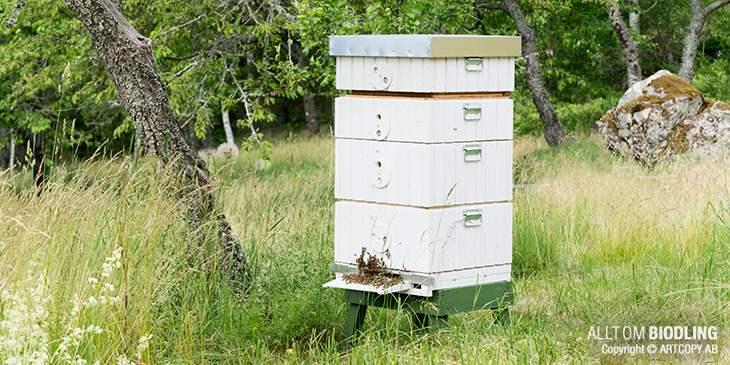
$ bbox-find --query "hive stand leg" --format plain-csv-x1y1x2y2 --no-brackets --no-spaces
344,303,368,340
413,312,449,332
494,307,510,326
413,312,428,329
428,315,449,332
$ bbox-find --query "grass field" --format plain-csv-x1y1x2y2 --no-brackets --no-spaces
0,133,729,363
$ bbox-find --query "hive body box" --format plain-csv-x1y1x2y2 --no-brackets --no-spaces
325,35,519,299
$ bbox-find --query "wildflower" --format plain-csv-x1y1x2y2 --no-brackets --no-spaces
70,296,81,317
116,354,134,365
136,333,153,359
86,325,103,335
101,263,113,277
0,271,50,364
71,356,88,365
103,283,115,292
88,277,99,284
84,296,98,307
102,246,123,277
254,159,267,170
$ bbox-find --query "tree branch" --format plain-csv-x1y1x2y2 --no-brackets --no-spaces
606,2,642,85
4,0,26,27
702,0,730,18
164,52,199,62
474,0,506,11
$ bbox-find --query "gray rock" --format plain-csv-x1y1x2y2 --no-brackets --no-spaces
595,70,730,163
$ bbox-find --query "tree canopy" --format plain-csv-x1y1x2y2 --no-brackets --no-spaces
0,0,728,164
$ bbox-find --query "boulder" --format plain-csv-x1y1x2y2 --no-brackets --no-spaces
595,70,730,164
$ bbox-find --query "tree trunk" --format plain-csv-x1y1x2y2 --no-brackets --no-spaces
0,126,8,171
607,3,642,86
628,0,640,35
294,40,319,136
221,105,235,146
483,0,565,146
678,0,730,82
64,0,251,289
8,128,15,177
32,132,47,188
302,91,319,136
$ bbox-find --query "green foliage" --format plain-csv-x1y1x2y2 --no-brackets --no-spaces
694,56,730,103
0,0,129,157
514,92,621,136
520,0,627,100
0,0,727,161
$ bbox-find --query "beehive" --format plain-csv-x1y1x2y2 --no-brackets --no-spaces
325,35,520,298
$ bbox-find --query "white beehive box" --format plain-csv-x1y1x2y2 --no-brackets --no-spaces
335,139,513,207
335,96,514,142
334,200,513,272
332,35,519,92
325,35,520,297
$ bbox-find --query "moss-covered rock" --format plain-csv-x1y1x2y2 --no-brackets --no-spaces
594,70,730,164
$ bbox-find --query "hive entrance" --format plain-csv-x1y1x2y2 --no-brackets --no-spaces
343,247,403,288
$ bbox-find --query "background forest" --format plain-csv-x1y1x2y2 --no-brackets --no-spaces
0,0,728,165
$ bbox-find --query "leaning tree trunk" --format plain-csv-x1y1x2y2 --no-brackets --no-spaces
607,2,642,86
294,40,319,136
64,0,250,289
484,0,565,146
678,0,730,82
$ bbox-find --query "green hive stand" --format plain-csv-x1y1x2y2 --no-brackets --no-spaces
342,281,512,339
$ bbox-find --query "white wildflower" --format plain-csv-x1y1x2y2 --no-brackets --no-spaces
103,283,114,292
101,262,113,278
0,271,50,364
71,356,88,365
254,158,268,170
136,333,153,359
86,325,103,335
70,302,81,317
116,354,134,365
107,296,121,305
88,277,99,284
101,245,123,277
84,296,98,307
216,143,240,160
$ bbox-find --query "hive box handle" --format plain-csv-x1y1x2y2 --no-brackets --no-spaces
464,57,484,72
463,209,483,227
463,144,483,162
463,103,482,121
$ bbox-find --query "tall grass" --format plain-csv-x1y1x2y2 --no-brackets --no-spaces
0,134,728,363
